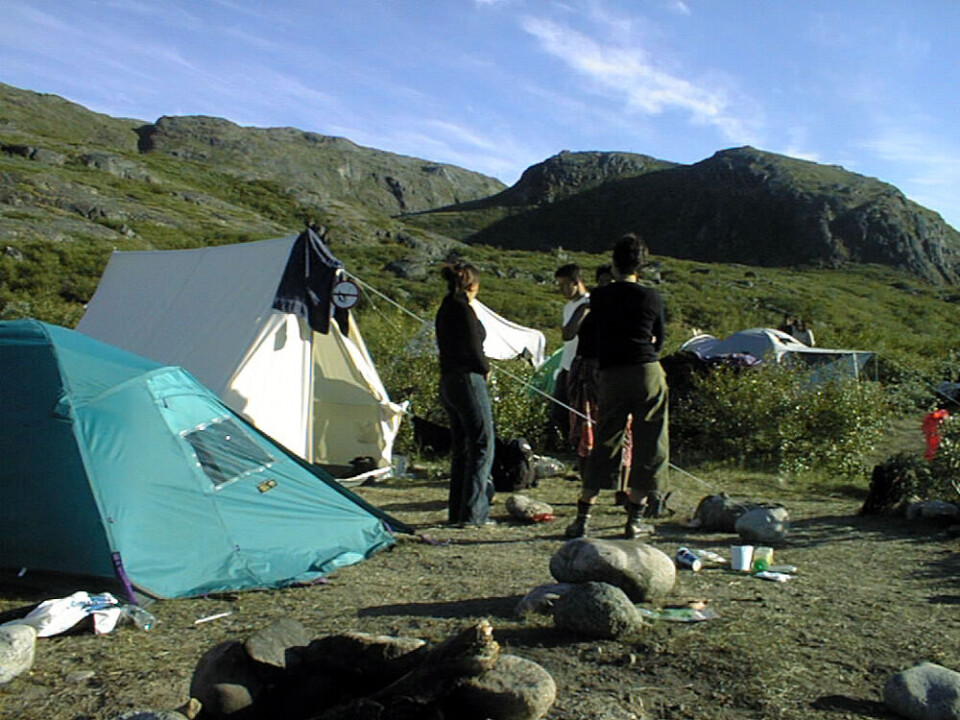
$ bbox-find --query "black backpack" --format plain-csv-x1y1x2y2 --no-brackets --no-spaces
492,437,537,493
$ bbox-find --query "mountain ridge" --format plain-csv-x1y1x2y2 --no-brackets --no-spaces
1,81,959,295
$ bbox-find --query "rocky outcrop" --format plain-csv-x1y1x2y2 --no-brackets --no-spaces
488,150,676,206
134,115,505,215
465,147,960,284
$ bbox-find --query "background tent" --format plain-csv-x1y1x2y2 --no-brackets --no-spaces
77,231,404,472
680,328,874,380
405,299,547,367
0,319,403,599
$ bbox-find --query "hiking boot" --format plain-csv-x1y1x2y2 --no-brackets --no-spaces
564,501,592,539
624,501,653,539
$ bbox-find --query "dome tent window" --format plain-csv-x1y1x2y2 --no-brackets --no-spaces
182,417,275,488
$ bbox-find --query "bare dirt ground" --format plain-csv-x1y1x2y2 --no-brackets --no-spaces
1,458,957,720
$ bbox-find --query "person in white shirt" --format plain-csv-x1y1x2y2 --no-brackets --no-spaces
552,263,589,443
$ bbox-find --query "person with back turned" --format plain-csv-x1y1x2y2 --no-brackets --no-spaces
565,233,670,539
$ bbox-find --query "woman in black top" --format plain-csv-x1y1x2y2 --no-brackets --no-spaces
566,234,669,539
435,262,495,526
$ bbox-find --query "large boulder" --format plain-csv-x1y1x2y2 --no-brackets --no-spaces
883,662,960,720
549,537,675,601
552,582,642,639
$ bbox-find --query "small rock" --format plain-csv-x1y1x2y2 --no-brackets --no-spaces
189,641,264,717
515,583,574,617
553,582,642,639
244,617,311,669
883,662,960,720
506,494,554,522
110,711,190,720
735,506,789,544
905,501,960,522
65,670,96,683
0,623,36,684
441,654,556,719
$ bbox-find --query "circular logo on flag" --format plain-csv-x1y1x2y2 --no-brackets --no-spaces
332,280,360,309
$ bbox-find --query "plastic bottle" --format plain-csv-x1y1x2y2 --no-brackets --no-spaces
123,604,157,631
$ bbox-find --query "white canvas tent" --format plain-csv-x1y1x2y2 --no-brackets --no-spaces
78,232,404,470
680,327,873,380
404,299,547,368
472,300,547,367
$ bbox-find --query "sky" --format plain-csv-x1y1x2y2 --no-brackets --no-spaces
2,0,959,229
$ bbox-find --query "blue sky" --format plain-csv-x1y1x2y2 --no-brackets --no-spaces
2,0,958,229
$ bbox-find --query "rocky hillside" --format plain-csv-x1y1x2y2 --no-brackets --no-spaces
0,82,505,252
2,81,960,327
416,147,960,284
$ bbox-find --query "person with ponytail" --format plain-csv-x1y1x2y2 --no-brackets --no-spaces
565,233,670,540
435,261,496,527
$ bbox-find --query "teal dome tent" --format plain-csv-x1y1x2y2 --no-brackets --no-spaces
0,319,404,599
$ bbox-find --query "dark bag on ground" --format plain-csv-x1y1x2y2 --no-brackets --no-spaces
492,437,537,493
413,416,537,493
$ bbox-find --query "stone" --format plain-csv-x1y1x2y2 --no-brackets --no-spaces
905,501,960,522
549,537,676,602
440,654,556,719
0,623,36,684
735,506,789,544
110,711,190,720
515,583,574,617
883,662,960,720
243,617,311,669
505,494,554,522
689,493,761,531
305,631,426,680
552,582,642,639
189,641,264,718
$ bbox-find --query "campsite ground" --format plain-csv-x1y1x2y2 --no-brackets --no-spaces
1,449,957,720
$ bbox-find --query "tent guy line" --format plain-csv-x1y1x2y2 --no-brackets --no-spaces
344,270,713,490
343,268,586,418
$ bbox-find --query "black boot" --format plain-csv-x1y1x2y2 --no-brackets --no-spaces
624,500,651,539
565,500,592,539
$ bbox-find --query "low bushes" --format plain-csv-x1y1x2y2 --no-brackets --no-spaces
671,362,890,479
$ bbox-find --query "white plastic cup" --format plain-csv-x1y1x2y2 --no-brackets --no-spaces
730,545,754,572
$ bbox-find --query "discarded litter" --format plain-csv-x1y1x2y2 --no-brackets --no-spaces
753,570,793,582
768,564,798,573
0,591,125,636
194,611,232,625
636,606,720,622
675,547,703,571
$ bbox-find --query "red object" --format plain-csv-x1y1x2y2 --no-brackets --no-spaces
922,409,950,460
530,513,555,523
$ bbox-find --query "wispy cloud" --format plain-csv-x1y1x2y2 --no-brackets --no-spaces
667,1,692,16
859,126,960,227
520,15,761,145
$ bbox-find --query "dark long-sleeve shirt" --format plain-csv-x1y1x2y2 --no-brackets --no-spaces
435,293,489,376
588,281,664,369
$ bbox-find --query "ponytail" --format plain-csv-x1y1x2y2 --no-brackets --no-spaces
441,261,480,296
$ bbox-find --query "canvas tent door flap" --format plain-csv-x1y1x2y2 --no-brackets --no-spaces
0,320,396,599
76,231,404,470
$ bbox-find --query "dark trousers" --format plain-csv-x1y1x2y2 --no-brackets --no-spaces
440,371,495,525
584,362,669,495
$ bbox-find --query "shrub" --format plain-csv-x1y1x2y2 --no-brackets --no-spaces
926,414,960,500
672,362,890,479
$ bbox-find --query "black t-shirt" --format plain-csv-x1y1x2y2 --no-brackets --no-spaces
435,293,489,376
588,281,664,368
